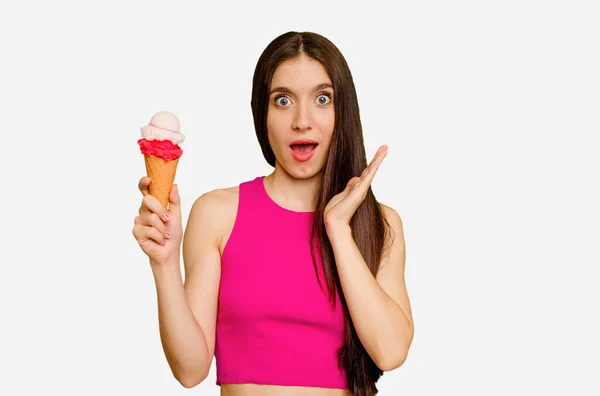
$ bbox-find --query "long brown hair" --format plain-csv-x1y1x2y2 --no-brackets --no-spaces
250,31,389,396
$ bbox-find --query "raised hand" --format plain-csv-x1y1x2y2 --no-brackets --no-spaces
132,177,183,266
324,145,388,231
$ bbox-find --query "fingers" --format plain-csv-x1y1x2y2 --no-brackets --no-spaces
346,176,360,189
167,184,181,216
133,177,176,250
138,177,151,196
346,145,387,197
362,145,388,184
132,223,167,246
369,145,388,169
139,194,171,223
136,178,172,246
133,210,170,245
134,213,169,237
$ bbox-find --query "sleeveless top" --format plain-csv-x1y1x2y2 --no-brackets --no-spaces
215,176,348,389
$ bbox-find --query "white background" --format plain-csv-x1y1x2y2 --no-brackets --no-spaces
1,0,598,395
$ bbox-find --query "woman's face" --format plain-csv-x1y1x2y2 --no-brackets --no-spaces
266,54,335,179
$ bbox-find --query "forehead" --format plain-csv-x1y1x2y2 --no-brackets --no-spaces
271,55,331,88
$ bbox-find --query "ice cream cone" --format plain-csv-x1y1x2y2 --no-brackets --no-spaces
144,155,179,208
138,111,184,208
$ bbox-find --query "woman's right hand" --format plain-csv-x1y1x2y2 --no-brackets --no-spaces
132,177,183,266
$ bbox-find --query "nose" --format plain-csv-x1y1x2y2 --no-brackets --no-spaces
292,102,311,131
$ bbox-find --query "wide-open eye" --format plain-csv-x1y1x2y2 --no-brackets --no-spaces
316,93,332,105
274,95,291,107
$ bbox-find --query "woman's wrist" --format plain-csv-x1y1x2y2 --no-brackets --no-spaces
325,222,352,238
150,255,182,278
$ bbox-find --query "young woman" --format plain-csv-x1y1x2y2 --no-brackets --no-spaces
132,31,414,396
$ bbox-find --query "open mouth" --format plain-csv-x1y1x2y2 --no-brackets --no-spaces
290,143,318,153
289,140,319,162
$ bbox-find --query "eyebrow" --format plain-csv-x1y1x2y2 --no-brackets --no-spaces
269,83,333,95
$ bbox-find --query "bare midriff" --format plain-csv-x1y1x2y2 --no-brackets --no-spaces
220,384,352,396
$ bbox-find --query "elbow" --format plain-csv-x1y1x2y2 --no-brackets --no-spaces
175,366,209,389
374,349,408,372
376,322,414,371
177,372,206,389
373,336,412,372
178,377,200,389
179,379,197,389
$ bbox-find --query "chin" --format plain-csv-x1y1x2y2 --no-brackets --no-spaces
283,162,324,180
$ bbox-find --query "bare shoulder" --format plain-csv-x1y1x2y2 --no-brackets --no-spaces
188,186,240,253
378,203,404,244
379,202,402,223
191,186,239,214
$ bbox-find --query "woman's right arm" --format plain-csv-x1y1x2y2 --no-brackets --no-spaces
154,192,223,388
134,178,222,388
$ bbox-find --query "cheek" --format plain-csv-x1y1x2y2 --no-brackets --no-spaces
320,118,335,146
266,113,288,147
317,109,335,136
265,126,284,158
265,116,277,145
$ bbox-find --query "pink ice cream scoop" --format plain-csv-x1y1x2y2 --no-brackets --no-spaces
138,111,185,160
138,111,184,208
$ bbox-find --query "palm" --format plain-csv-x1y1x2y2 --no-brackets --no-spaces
324,145,388,228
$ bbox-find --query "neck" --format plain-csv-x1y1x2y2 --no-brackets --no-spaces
264,164,322,212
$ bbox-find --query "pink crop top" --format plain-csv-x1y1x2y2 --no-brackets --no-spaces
215,176,348,389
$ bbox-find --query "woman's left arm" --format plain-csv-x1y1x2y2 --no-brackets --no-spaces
324,145,414,371
327,208,413,371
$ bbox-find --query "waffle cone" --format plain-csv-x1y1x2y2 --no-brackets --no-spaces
144,155,179,208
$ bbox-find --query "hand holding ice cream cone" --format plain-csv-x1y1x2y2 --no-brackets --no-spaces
133,177,183,266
